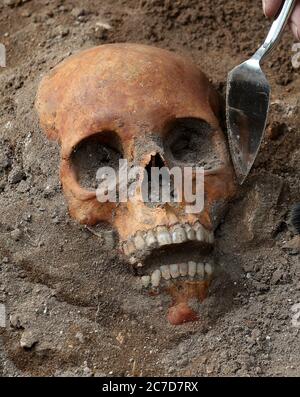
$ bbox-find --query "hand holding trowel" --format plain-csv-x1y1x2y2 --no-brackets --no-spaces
226,0,297,184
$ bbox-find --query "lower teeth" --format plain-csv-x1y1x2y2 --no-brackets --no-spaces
139,262,215,289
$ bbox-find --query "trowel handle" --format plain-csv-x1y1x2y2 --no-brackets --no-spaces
254,0,297,62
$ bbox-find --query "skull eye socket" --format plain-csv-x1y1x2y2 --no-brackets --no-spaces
164,118,222,170
71,131,122,190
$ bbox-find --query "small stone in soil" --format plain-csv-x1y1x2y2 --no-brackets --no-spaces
71,8,86,18
8,166,25,184
10,228,22,241
20,330,38,349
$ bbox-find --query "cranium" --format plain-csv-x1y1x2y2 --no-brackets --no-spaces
36,44,237,325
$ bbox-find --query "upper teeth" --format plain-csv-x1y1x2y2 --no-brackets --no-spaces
156,226,172,246
139,261,215,289
123,222,214,256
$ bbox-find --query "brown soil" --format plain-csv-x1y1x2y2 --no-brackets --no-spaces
0,0,300,377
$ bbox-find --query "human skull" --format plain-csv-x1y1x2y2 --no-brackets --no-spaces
36,44,237,325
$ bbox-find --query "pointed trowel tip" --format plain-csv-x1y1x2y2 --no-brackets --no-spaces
232,158,252,185
236,172,248,185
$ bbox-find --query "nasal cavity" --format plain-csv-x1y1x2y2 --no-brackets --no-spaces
146,153,165,171
142,153,175,205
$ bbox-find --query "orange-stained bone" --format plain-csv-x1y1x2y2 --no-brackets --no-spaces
168,303,199,325
166,280,210,325
36,43,236,243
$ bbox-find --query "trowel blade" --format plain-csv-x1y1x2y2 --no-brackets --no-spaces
226,61,270,184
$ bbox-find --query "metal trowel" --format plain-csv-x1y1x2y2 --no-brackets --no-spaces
226,0,296,184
